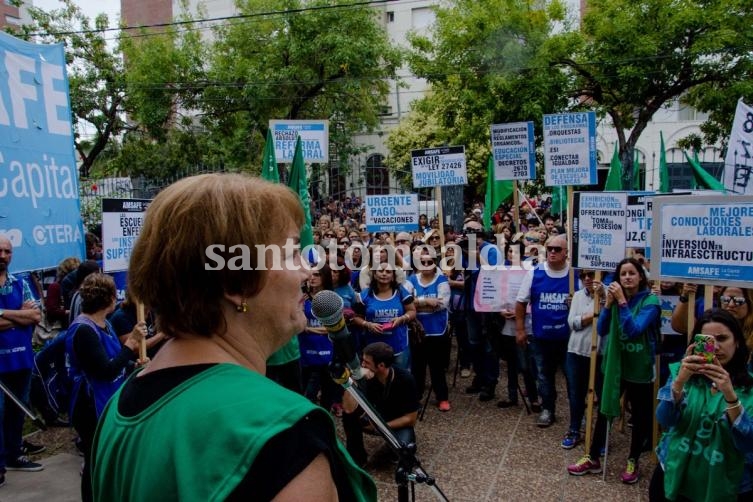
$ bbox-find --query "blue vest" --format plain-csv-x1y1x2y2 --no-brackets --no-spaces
409,274,449,336
0,276,34,372
66,315,129,417
359,286,410,353
298,299,333,367
530,266,570,340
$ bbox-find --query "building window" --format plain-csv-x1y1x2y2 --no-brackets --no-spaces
677,105,708,122
385,11,394,23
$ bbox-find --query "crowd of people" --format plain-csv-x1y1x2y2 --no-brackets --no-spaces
0,177,751,501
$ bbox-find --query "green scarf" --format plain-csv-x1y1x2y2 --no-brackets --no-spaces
600,293,659,418
663,363,753,502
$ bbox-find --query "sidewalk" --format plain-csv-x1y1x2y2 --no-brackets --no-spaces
5,373,652,501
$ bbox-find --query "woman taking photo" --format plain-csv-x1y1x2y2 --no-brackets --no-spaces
91,174,375,501
66,273,146,502
568,257,661,484
650,309,753,501
354,261,417,371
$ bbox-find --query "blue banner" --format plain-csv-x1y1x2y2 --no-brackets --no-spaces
0,32,85,272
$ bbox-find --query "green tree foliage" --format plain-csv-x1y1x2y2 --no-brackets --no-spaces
15,0,126,177
556,0,753,184
393,0,572,196
197,0,402,171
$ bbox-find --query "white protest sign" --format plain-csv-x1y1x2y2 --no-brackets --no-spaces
102,199,151,273
365,194,419,232
543,112,598,186
723,98,753,195
269,120,329,163
652,194,753,286
572,192,628,270
491,122,535,181
411,146,467,188
626,192,654,248
473,266,527,312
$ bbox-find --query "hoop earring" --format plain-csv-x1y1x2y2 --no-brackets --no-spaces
236,301,249,313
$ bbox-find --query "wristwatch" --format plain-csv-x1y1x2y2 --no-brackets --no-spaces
678,295,689,303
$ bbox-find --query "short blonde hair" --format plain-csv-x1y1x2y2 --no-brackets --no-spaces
57,257,81,282
128,174,303,338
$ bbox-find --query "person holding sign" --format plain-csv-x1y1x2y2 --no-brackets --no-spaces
568,257,660,484
649,309,753,501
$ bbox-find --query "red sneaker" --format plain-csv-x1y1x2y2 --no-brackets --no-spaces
438,401,451,412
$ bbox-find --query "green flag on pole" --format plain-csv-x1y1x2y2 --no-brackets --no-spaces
483,155,513,229
261,129,279,183
659,132,669,193
605,143,623,191
685,150,726,192
550,186,567,217
287,136,315,248
632,150,642,191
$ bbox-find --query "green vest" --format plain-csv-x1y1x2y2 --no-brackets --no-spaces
662,363,753,502
91,364,375,501
267,337,301,366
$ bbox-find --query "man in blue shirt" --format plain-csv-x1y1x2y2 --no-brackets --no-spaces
0,235,44,485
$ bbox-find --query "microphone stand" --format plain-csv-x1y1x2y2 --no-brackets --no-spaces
331,364,448,502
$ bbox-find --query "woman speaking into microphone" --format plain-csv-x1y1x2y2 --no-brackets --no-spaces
90,174,375,501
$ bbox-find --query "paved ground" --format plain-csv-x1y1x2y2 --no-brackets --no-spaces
5,365,655,501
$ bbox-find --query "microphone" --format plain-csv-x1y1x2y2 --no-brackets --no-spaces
311,290,364,381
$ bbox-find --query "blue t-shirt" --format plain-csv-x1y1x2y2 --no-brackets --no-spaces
358,285,413,354
529,266,570,340
409,274,449,336
298,299,333,367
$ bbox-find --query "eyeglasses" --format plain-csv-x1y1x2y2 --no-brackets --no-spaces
324,233,335,238
580,271,595,279
525,236,539,243
420,261,435,266
546,246,563,253
720,295,746,307
429,235,440,240
502,218,511,222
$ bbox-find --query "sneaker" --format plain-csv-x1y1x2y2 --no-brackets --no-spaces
567,455,602,475
438,400,451,412
6,456,43,472
460,368,472,378
21,440,46,455
561,431,581,449
536,409,554,428
496,399,518,409
531,402,542,413
621,458,639,484
330,403,343,418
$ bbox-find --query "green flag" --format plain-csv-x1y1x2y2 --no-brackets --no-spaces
483,155,513,229
550,185,567,217
685,150,726,192
287,136,314,248
632,150,642,191
261,129,279,183
605,143,623,191
659,131,669,193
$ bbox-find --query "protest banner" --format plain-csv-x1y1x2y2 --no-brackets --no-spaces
543,112,598,186
491,122,535,181
269,120,329,163
571,192,628,270
0,32,85,271
652,194,753,287
411,146,467,188
626,192,654,248
101,198,150,273
364,194,419,232
723,98,753,195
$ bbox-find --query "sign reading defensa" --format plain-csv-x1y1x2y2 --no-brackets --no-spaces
0,32,85,271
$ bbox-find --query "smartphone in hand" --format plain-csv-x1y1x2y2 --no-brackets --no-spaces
693,334,716,363
380,322,394,331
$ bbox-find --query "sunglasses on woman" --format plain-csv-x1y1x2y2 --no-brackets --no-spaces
720,295,746,307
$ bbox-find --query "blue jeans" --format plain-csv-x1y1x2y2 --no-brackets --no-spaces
393,348,411,372
466,311,499,388
529,338,568,415
565,352,602,433
0,369,32,471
